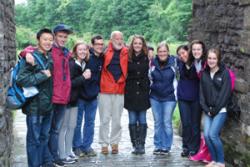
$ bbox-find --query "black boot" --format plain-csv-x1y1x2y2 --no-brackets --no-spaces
129,124,138,154
137,124,147,154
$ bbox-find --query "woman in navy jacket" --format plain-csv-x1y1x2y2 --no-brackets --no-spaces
200,48,231,167
176,45,201,157
125,35,150,155
149,42,178,155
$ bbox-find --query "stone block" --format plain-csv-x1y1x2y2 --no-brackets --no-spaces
243,6,250,30
239,30,250,54
239,0,250,6
235,78,249,93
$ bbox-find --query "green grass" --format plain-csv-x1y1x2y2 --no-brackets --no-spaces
173,104,180,128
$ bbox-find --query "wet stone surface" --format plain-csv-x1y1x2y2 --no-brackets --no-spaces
13,109,204,167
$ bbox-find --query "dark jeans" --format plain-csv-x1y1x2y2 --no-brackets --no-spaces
48,104,66,161
178,100,201,153
73,98,97,151
128,110,147,125
26,113,53,167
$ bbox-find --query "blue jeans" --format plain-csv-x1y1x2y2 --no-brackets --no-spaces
128,110,147,125
26,113,53,167
73,98,97,151
49,104,66,161
150,98,176,151
178,100,201,152
204,112,227,163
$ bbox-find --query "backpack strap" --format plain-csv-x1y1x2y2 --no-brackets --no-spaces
32,53,46,70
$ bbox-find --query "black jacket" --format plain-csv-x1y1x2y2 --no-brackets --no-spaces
17,50,53,116
200,64,231,116
68,58,86,107
124,53,150,111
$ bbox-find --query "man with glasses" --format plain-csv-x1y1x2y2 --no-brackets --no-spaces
73,35,104,157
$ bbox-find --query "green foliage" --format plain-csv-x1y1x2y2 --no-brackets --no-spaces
15,0,192,48
16,26,36,48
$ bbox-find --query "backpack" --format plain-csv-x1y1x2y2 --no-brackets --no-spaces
226,68,241,120
6,53,46,109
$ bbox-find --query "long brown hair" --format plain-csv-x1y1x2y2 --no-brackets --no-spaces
128,35,148,62
72,41,90,62
189,39,206,64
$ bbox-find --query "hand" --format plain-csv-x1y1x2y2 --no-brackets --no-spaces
41,70,51,77
82,69,91,79
26,53,35,66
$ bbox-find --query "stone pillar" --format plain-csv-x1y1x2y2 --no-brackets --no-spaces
0,0,15,166
189,0,250,166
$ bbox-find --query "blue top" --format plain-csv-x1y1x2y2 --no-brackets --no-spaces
80,51,103,101
177,61,199,101
149,56,178,102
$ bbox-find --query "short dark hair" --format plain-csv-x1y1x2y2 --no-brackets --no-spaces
91,35,103,45
36,28,53,40
148,46,154,51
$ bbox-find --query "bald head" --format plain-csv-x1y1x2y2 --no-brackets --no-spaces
110,31,124,50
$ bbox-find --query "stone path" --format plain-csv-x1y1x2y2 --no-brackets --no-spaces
13,109,204,167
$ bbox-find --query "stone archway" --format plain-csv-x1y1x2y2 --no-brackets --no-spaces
189,1,250,166
0,0,15,166
0,0,250,166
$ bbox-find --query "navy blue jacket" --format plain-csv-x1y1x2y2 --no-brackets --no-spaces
177,61,200,101
79,51,103,101
149,56,178,102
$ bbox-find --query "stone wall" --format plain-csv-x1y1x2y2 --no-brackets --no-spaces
189,0,250,166
0,0,15,166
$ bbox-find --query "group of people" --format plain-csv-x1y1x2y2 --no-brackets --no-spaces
16,23,232,167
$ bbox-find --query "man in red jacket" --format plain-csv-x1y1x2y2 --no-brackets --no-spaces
21,24,73,166
98,31,128,154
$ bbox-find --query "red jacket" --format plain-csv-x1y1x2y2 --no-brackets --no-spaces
100,42,128,94
20,45,71,104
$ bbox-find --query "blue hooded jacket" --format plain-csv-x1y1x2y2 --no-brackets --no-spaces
149,56,178,102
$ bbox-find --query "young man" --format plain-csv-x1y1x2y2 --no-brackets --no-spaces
21,24,73,167
17,28,54,167
73,35,104,157
98,31,128,154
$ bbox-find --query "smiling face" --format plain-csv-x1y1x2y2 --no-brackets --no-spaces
132,37,143,55
54,31,69,47
178,48,189,63
207,51,219,70
192,43,203,60
92,39,104,56
157,45,169,62
38,33,54,52
111,32,124,50
76,44,88,61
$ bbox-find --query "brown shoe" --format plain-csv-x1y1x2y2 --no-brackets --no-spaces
111,144,119,154
101,146,108,155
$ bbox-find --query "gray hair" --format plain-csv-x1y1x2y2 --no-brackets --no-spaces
110,31,123,39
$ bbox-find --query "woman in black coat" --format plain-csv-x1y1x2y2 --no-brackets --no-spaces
124,35,150,155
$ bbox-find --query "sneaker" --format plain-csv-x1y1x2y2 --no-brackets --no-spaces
61,157,76,164
53,160,65,167
160,150,169,155
83,148,97,157
74,148,85,157
111,144,119,154
153,149,161,155
181,149,189,157
69,154,79,161
42,163,56,167
101,146,109,155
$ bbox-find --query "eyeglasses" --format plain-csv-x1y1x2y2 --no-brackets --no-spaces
94,43,104,46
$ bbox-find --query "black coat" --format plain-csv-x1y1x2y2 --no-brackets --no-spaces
200,64,231,116
124,53,150,111
68,58,86,107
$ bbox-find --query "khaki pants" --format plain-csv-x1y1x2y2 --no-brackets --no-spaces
98,93,124,147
